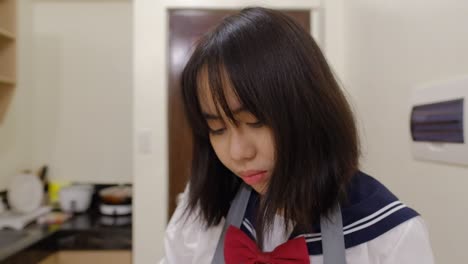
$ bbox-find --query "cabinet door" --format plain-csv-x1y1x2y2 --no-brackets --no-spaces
38,253,58,264
39,251,132,264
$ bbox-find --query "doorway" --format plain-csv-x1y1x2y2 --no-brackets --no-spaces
167,9,310,218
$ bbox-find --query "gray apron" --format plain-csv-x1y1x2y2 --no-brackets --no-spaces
212,184,346,264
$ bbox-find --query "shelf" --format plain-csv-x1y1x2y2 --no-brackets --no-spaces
0,85,13,124
0,0,16,124
0,27,15,40
0,75,15,85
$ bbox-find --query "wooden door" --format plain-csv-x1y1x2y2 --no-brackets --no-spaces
168,9,310,218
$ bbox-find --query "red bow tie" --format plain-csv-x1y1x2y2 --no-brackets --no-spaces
224,226,310,264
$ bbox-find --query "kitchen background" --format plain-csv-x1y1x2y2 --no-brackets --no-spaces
0,0,133,263
0,0,467,263
0,0,132,188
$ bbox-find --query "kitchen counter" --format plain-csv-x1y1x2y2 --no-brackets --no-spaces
0,211,132,264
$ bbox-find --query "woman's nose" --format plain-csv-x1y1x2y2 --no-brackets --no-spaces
228,129,256,161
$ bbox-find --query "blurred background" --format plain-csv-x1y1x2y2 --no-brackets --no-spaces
0,0,467,263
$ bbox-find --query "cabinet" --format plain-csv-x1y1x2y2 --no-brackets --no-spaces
38,250,132,264
0,0,16,123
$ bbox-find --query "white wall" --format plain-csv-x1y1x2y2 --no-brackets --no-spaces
30,0,133,184
343,0,468,262
133,0,345,262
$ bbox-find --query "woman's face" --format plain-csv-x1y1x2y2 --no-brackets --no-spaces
198,72,275,195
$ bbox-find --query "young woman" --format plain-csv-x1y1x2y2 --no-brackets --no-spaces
160,7,434,264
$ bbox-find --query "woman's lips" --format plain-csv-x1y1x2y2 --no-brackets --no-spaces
239,170,267,185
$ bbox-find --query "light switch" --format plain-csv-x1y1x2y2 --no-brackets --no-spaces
137,129,152,155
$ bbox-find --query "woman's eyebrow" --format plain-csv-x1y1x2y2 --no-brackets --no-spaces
202,107,246,120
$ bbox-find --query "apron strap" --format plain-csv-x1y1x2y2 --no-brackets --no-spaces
320,204,347,264
212,184,347,264
211,184,251,264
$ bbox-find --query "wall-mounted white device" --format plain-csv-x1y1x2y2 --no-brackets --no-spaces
410,76,467,165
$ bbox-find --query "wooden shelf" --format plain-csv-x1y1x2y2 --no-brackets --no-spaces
0,84,13,124
0,27,15,40
0,75,15,85
0,0,16,124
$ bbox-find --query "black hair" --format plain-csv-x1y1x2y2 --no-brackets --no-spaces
180,7,360,246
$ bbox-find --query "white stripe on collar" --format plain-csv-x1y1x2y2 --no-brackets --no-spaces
301,201,407,243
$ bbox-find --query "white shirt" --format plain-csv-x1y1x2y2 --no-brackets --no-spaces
160,190,435,264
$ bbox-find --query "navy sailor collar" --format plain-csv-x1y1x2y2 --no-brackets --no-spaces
239,171,419,255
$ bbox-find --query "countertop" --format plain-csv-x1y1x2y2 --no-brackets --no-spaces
0,211,132,263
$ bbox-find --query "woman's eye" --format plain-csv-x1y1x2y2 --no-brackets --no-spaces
209,128,226,135
247,121,263,128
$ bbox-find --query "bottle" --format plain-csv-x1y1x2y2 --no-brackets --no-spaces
38,165,49,205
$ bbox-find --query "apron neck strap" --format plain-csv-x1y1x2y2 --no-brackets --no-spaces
212,184,346,264
212,184,251,264
320,204,347,264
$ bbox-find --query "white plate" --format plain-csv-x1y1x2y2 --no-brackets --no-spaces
7,173,44,213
